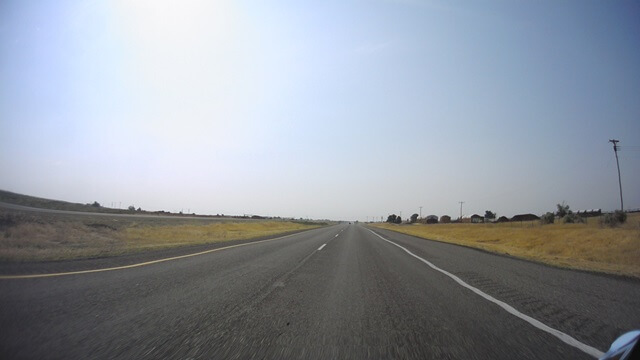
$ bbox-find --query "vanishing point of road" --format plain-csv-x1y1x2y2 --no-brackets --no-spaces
1,223,639,359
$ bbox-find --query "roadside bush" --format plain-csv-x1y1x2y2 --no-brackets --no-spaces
540,212,555,225
556,202,570,218
562,212,585,224
601,210,627,227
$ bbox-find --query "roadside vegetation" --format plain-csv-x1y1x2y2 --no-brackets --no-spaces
0,210,322,262
121,221,321,252
371,212,640,278
0,189,144,215
0,189,277,219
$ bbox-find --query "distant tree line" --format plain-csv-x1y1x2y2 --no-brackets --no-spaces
386,214,402,224
384,201,628,227
539,201,626,226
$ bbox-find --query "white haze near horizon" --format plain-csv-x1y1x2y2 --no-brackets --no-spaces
1,0,639,221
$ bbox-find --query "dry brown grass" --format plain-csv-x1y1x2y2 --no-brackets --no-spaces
121,221,320,251
0,220,124,261
371,213,640,278
0,210,322,261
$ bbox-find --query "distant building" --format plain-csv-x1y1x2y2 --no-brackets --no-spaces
511,214,540,222
496,216,510,223
440,215,451,223
470,214,484,223
425,215,438,224
576,209,601,217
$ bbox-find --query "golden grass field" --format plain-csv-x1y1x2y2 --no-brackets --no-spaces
371,213,640,278
0,210,322,261
122,221,319,252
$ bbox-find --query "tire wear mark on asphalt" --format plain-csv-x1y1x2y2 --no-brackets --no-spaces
203,226,471,359
197,231,339,337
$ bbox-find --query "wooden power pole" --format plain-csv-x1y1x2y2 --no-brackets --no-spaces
609,139,624,211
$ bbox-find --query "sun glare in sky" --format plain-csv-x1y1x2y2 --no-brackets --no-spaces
1,0,639,220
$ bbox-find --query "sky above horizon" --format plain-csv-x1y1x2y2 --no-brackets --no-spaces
1,0,639,221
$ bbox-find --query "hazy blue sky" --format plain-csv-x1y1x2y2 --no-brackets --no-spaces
1,0,639,221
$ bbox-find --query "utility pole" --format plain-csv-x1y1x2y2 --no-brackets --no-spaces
459,201,465,220
419,206,423,219
609,139,624,211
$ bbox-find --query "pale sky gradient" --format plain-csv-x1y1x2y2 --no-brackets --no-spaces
1,0,639,221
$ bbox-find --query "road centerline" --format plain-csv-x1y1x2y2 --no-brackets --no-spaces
317,244,327,251
367,228,605,359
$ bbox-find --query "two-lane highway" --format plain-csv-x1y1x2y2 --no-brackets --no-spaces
1,223,638,359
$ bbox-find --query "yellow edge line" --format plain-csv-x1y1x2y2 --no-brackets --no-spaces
0,232,300,280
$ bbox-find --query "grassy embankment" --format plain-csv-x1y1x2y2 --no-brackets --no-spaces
371,213,640,278
0,189,143,214
0,210,323,261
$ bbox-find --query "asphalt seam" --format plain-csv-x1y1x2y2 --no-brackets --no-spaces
367,228,605,359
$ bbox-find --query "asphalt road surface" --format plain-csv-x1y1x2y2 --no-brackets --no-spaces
1,223,638,359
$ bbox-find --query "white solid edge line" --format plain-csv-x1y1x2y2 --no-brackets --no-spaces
368,229,605,359
317,244,327,251
0,231,304,280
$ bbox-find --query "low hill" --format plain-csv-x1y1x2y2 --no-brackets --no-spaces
0,189,135,214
